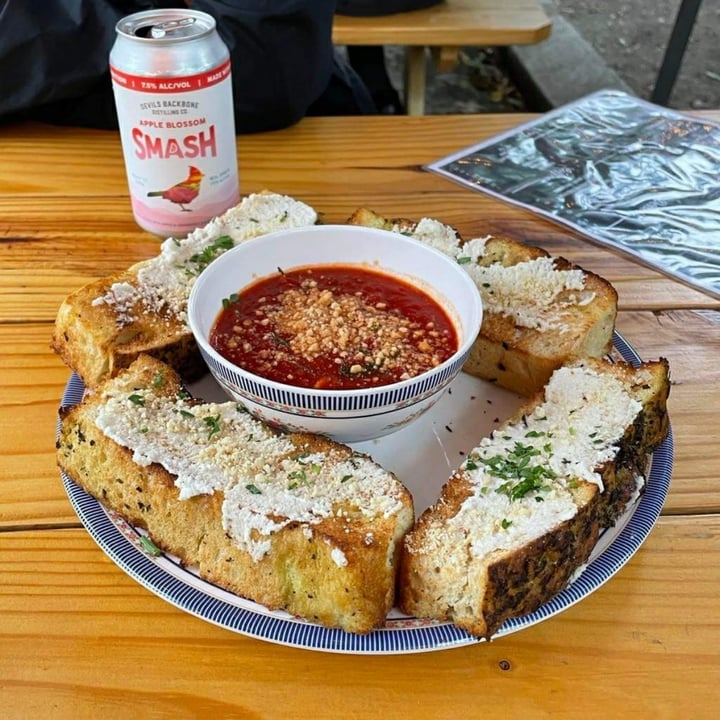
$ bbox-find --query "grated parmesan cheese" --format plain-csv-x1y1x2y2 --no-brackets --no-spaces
397,216,595,332
93,383,404,562
92,193,317,328
395,217,463,258
463,257,594,332
330,546,348,568
420,364,643,564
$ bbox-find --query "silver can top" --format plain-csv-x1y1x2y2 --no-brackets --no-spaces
116,9,216,43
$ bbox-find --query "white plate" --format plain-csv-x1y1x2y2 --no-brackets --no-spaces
58,332,673,654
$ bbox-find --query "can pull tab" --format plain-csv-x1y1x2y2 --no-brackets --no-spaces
150,17,196,39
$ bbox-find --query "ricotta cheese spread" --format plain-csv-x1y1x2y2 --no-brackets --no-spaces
93,381,404,562
401,217,596,332
435,364,642,562
92,193,317,326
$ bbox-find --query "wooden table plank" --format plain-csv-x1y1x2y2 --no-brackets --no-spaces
0,116,532,200
3,113,718,196
1,114,719,720
1,207,718,324
1,517,717,718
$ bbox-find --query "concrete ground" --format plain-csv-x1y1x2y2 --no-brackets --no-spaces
383,0,720,114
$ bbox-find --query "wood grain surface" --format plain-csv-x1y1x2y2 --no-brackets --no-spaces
1,517,717,718
1,115,718,718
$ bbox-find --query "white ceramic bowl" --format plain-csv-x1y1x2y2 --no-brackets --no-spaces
188,224,482,443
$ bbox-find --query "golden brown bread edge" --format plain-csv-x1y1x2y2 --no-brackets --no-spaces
346,207,619,397
52,262,204,391
398,356,671,639
56,355,414,634
52,198,655,639
51,192,319,390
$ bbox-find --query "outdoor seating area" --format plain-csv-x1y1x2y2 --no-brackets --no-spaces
333,0,551,114
1,3,718,718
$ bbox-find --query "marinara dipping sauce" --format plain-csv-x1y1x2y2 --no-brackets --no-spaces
209,265,459,390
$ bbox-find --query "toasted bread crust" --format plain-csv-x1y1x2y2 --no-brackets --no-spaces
52,264,206,389
53,198,669,639
52,193,318,389
398,357,670,638
347,208,618,396
57,356,414,634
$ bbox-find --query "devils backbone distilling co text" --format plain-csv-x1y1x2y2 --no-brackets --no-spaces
111,9,240,236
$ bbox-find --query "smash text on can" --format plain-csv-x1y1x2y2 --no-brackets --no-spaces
110,9,240,237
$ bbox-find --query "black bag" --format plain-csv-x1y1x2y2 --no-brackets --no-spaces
0,0,375,132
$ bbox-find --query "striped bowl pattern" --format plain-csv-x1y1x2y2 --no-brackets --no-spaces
200,346,469,416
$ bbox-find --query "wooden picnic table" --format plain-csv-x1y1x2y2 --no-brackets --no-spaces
1,113,718,719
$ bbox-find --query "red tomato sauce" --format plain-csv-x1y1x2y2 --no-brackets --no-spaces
209,265,458,390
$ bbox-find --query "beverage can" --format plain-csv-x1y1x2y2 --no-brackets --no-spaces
110,9,240,237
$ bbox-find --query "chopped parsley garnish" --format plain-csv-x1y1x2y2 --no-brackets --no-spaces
139,535,163,556
457,256,472,265
203,414,222,438
185,235,234,275
152,370,166,388
245,483,262,495
128,393,145,407
288,470,307,483
477,441,557,501
501,518,513,529
222,293,239,309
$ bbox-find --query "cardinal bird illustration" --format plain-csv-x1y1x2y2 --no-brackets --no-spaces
146,166,204,211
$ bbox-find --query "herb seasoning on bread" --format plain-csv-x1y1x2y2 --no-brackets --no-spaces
347,208,618,396
57,355,414,634
398,356,670,638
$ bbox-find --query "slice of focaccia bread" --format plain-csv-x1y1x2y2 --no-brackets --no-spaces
56,355,414,634
398,356,670,639
347,208,618,396
52,192,318,390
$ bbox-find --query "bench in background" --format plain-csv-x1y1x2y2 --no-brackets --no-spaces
333,0,552,115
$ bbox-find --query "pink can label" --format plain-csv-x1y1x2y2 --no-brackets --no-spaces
111,60,240,236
